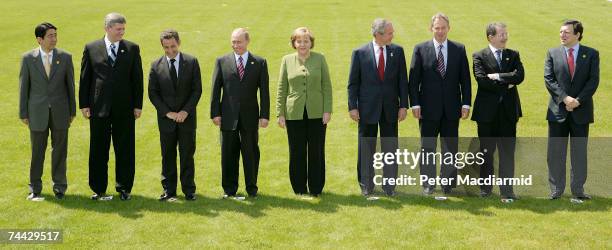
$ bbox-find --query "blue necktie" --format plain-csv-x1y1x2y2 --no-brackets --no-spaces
109,44,117,66
495,50,502,70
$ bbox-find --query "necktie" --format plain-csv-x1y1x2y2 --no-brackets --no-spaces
377,46,385,81
237,56,245,80
567,48,575,79
495,50,502,70
436,44,445,78
170,58,178,89
109,44,117,66
43,52,51,77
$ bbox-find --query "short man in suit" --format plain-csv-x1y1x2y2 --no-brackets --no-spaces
210,28,269,198
347,18,409,197
79,13,143,201
408,13,471,195
19,22,76,200
472,22,524,200
545,19,599,200
149,29,202,201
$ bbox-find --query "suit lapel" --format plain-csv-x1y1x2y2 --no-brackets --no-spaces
384,45,392,81
559,46,571,81
242,53,255,82
159,57,176,93
177,53,186,86
114,40,127,67
227,54,239,80
97,39,111,67
484,48,501,72
32,49,49,81
367,43,381,83
573,46,587,79
48,48,59,80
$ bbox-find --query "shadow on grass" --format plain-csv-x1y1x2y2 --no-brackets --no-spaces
44,191,611,219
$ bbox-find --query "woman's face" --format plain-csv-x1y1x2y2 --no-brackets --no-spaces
294,35,311,55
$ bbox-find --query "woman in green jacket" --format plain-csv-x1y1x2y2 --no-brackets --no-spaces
276,27,332,197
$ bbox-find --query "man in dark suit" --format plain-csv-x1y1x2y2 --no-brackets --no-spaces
19,22,76,201
210,28,269,198
408,13,471,195
79,13,143,201
472,22,524,200
347,18,409,197
545,19,599,200
149,29,202,201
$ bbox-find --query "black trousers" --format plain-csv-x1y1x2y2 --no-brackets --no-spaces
159,126,196,196
88,114,135,194
477,105,517,196
419,116,459,189
29,109,68,194
547,114,589,195
285,109,326,195
357,110,398,194
220,120,260,196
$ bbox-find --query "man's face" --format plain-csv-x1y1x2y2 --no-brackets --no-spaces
37,28,57,51
161,38,180,59
105,23,125,42
375,24,394,45
431,18,450,42
489,26,508,49
231,32,249,55
560,25,579,47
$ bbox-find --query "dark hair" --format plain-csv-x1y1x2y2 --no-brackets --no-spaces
160,29,180,43
486,22,506,38
563,19,583,41
35,22,57,39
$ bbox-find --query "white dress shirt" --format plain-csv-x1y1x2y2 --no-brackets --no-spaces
234,51,249,70
104,35,119,58
372,40,387,69
166,52,181,77
39,47,53,66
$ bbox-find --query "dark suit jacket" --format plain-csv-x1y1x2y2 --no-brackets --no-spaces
408,40,471,120
347,43,409,124
19,48,76,131
471,47,524,123
79,38,143,118
148,53,202,132
545,45,599,124
210,52,270,131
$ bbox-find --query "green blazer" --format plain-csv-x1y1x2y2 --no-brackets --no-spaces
276,51,332,120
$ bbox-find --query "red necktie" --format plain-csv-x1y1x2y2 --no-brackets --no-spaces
567,48,575,79
377,46,384,81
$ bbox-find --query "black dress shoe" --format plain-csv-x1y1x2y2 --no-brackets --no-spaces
91,193,102,200
27,193,41,200
248,193,258,198
549,192,563,200
480,190,492,197
573,193,592,200
119,191,131,201
422,187,434,195
185,193,196,201
361,190,374,196
54,192,65,200
158,193,177,201
384,190,396,197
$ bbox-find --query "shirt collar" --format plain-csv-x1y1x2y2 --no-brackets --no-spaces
488,44,503,55
564,43,580,54
104,35,120,49
39,47,53,57
234,51,249,63
433,38,448,49
372,40,386,50
166,52,181,64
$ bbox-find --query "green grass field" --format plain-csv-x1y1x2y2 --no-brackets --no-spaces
1,0,611,248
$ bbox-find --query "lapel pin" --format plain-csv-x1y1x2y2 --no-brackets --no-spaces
56,60,60,64
251,61,254,65
582,54,586,58
506,58,509,61
121,49,125,53
390,52,394,57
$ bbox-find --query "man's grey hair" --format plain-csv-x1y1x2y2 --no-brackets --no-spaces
371,18,392,36
232,28,250,41
430,12,450,27
104,12,126,28
486,22,507,37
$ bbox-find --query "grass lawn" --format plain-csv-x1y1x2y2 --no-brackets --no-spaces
0,0,610,248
